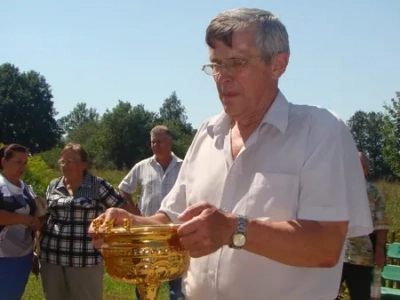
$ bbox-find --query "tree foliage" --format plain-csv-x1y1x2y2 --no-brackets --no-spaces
381,92,400,177
0,63,62,153
347,111,391,179
347,92,400,179
58,102,99,136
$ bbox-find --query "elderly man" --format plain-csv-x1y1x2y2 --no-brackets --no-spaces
335,152,389,300
118,125,184,300
91,8,372,300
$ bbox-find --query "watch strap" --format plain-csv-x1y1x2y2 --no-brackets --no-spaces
230,214,248,249
237,214,248,234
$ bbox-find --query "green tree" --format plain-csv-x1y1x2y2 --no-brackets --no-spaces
98,101,156,169
58,102,99,136
56,102,102,168
382,92,400,177
347,110,390,178
157,92,196,158
159,91,188,124
0,63,62,152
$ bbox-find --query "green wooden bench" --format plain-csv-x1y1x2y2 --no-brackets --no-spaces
381,243,400,300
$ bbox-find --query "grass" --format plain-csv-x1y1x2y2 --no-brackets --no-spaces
22,274,169,300
20,179,400,299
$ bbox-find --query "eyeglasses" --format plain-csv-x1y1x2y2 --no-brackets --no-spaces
201,57,262,76
58,159,78,166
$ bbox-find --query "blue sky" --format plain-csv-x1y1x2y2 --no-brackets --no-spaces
2,0,399,128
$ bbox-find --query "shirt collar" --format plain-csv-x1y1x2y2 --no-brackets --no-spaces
149,152,182,164
207,90,290,137
56,173,93,190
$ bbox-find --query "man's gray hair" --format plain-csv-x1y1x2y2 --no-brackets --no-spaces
205,8,290,63
150,125,173,139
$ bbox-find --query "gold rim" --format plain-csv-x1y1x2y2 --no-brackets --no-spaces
98,223,181,234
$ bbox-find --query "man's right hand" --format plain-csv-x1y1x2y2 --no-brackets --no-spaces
88,208,136,249
88,208,172,249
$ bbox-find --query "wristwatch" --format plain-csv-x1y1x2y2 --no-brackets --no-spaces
230,214,248,250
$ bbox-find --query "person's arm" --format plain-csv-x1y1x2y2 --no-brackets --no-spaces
0,190,34,226
121,199,141,215
243,118,371,267
178,202,347,267
178,113,373,266
95,209,170,226
375,229,388,270
243,219,348,267
375,230,388,248
118,165,142,215
99,179,139,215
0,210,34,226
373,186,389,246
372,186,389,267
119,190,141,215
89,209,171,248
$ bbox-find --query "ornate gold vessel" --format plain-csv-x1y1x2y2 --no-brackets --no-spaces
92,219,190,300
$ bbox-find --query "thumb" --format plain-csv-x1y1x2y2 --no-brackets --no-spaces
178,201,210,222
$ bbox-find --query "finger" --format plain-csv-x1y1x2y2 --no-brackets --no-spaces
180,232,211,251
88,213,107,234
92,237,104,249
177,217,202,237
104,208,131,227
95,212,106,223
88,230,102,240
179,233,211,258
178,202,210,222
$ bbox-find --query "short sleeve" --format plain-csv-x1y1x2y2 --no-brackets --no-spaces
45,178,60,200
118,165,139,194
297,111,373,238
99,179,127,209
158,123,206,223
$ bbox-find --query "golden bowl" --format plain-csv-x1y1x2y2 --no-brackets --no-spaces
92,218,189,300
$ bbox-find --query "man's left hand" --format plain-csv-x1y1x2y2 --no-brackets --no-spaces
374,247,386,269
177,202,237,258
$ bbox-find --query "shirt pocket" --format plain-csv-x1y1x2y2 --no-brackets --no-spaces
245,172,299,221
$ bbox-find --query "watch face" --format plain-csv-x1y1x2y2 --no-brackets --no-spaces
233,233,246,247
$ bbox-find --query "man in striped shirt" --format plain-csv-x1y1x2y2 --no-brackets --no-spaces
118,125,184,300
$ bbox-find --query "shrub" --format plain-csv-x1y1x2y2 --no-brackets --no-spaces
38,147,63,170
23,155,59,196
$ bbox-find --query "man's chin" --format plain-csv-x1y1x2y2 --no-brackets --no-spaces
223,106,240,118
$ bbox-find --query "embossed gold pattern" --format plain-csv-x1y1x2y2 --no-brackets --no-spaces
93,218,189,300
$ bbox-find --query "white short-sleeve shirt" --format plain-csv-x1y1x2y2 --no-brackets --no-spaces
159,91,373,300
119,154,182,216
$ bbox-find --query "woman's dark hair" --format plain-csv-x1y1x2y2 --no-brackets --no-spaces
0,144,29,170
60,143,89,174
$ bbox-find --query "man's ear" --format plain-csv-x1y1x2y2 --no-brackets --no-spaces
271,52,289,80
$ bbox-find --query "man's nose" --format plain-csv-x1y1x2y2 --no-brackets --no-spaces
215,69,234,83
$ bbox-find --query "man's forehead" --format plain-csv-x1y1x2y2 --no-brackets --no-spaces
151,133,169,139
208,28,258,60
